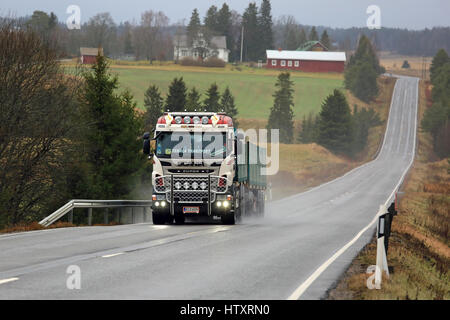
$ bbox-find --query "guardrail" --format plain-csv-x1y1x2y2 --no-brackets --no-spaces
39,200,153,227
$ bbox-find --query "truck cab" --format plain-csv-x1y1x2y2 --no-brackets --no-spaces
143,112,238,225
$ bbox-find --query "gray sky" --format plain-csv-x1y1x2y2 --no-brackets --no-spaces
1,0,449,29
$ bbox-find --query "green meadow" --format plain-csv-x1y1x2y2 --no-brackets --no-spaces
109,66,344,120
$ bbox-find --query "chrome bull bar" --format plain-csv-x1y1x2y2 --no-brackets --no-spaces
154,175,229,216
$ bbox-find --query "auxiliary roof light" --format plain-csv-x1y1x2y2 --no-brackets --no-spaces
200,182,207,190
193,116,201,124
175,116,182,124
201,116,209,125
184,116,191,124
175,182,182,190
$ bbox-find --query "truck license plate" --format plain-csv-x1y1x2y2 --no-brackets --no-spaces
183,207,200,214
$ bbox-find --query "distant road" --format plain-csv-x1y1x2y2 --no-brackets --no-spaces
0,76,418,299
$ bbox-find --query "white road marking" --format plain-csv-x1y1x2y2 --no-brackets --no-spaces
0,277,19,285
287,77,419,300
102,253,124,258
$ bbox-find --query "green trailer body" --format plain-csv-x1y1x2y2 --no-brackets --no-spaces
236,141,267,189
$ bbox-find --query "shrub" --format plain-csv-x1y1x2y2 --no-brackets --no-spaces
180,56,225,68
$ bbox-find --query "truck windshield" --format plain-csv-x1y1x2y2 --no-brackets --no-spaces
155,132,231,160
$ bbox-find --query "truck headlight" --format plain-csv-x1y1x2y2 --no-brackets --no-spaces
155,201,160,207
161,201,166,207
216,201,222,207
223,201,229,208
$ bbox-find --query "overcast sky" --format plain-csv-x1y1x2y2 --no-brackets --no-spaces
1,0,449,30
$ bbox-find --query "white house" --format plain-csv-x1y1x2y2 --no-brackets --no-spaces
173,34,229,62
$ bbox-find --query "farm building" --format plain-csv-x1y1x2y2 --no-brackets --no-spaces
266,50,346,73
80,47,103,64
296,40,329,52
173,34,230,62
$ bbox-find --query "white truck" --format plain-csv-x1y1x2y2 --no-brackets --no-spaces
143,112,266,225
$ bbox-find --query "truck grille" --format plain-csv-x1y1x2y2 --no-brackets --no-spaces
154,175,227,203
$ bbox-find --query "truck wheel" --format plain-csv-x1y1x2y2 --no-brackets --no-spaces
152,213,166,225
222,214,235,225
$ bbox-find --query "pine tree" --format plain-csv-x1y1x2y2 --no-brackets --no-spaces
217,3,232,53
309,26,318,41
320,30,331,50
204,83,221,112
348,35,383,74
267,72,295,144
317,89,353,155
298,28,307,47
258,0,274,58
430,49,449,84
299,113,318,143
242,3,259,62
345,34,381,102
204,5,219,34
186,87,202,112
187,9,201,46
165,77,187,112
220,87,239,127
143,85,163,131
81,55,144,199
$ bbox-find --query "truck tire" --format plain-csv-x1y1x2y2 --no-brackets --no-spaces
152,213,166,225
222,213,235,225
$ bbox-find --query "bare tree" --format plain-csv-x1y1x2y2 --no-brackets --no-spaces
85,12,117,55
133,10,169,62
0,21,83,226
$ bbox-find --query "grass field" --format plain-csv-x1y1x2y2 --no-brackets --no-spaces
80,62,344,120
379,52,432,80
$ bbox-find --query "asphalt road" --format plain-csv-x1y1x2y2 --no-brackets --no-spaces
0,75,419,300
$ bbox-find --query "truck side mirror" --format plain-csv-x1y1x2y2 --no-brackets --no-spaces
143,132,151,155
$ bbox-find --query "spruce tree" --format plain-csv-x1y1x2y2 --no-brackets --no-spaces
430,49,449,84
298,28,307,47
267,72,295,144
204,83,221,112
204,5,219,34
81,55,144,199
317,89,353,155
186,87,202,112
309,26,318,41
258,0,274,58
165,77,187,112
217,3,233,55
221,87,239,127
345,34,381,102
320,30,331,50
143,85,163,132
187,9,201,46
242,3,259,62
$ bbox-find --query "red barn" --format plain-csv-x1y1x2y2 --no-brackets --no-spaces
266,50,346,73
80,47,103,64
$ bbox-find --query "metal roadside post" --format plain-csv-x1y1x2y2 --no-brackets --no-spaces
375,201,398,287
68,210,73,224
375,205,389,287
88,208,92,226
